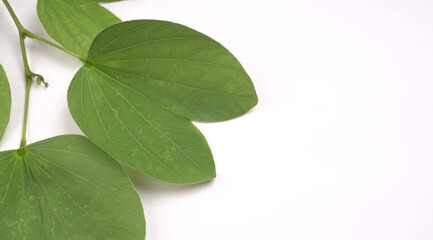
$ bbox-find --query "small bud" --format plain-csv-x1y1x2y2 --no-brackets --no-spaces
32,74,49,88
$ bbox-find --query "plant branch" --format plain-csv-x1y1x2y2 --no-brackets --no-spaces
20,72,32,148
2,0,87,148
17,28,35,148
2,0,24,32
2,0,86,63
2,0,46,148
16,19,36,149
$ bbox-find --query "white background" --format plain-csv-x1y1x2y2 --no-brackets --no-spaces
1,0,433,239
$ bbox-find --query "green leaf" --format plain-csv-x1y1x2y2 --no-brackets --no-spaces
68,20,258,183
68,66,216,183
0,65,11,141
0,135,146,239
87,20,258,122
37,0,121,57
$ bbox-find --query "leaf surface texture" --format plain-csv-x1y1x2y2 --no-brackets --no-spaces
0,135,146,239
37,0,121,57
87,20,258,122
0,65,11,141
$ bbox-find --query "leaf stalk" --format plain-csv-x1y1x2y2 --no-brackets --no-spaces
24,30,87,63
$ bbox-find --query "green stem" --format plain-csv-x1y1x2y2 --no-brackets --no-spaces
24,30,86,63
2,0,86,63
20,76,32,148
17,24,33,149
2,0,85,148
19,33,32,75
2,0,25,32
3,0,36,148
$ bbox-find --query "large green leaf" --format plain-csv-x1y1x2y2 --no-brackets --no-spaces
68,20,258,183
0,65,11,141
87,20,258,122
37,0,121,57
0,135,146,239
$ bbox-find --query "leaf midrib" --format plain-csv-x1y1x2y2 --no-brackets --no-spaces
91,36,211,59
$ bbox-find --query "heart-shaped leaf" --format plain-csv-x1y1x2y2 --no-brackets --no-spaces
68,20,257,183
37,0,121,57
0,65,11,141
0,135,146,239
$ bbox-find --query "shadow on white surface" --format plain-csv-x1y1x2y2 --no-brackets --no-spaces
121,163,215,193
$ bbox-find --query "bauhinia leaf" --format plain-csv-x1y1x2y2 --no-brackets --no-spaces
0,135,146,239
37,0,121,57
68,20,258,183
0,65,11,141
87,20,258,122
68,66,216,183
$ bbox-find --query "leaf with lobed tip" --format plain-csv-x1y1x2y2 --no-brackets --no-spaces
0,65,11,141
37,0,121,58
0,135,146,239
68,20,258,183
